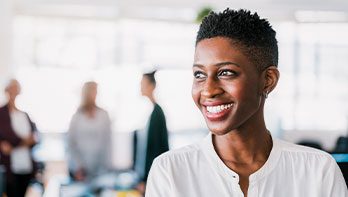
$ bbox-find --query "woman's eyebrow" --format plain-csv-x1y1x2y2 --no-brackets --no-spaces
215,62,240,67
193,64,204,68
193,62,240,68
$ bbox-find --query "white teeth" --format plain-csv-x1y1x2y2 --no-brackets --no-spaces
206,104,233,114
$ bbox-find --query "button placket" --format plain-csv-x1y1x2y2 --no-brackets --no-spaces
230,173,243,196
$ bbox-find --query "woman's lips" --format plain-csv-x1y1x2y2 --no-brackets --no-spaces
202,103,233,121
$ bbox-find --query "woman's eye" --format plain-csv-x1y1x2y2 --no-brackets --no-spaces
193,71,206,79
218,70,237,77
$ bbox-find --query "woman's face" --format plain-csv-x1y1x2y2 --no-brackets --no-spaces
192,37,266,135
82,83,97,105
141,76,155,97
5,80,21,101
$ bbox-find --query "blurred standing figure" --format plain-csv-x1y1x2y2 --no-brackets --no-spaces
68,81,112,181
134,71,169,193
0,79,38,197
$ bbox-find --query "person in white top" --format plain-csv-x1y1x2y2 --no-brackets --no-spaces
67,81,112,181
0,79,38,197
146,8,348,197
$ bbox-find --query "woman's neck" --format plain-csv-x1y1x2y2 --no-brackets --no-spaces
8,99,17,112
148,94,156,104
82,105,97,118
213,112,272,165
213,129,272,164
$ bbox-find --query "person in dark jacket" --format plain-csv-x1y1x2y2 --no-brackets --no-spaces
0,79,38,197
133,71,169,194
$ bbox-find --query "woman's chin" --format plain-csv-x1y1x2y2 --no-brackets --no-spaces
205,120,240,136
206,124,231,136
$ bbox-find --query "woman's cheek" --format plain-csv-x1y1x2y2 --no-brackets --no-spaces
191,82,202,105
222,81,240,99
224,79,255,101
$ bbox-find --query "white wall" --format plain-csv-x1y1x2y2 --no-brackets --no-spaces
0,0,13,103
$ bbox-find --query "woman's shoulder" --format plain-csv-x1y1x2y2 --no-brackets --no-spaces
74,107,108,116
276,138,329,154
274,138,335,164
274,139,347,194
0,104,9,114
0,104,6,110
154,141,204,166
96,107,109,115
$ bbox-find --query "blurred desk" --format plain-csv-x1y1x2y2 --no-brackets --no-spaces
101,190,141,197
43,172,141,197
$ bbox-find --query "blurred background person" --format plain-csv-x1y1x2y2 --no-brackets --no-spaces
67,81,112,182
133,70,169,194
0,79,38,197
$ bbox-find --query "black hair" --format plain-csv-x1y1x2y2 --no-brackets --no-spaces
196,8,278,70
143,70,157,86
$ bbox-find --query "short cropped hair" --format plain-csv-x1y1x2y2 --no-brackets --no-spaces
143,70,157,86
196,8,278,71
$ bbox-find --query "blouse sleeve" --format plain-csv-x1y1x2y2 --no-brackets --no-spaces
145,157,172,197
322,157,348,196
67,113,83,171
101,111,112,170
26,113,40,146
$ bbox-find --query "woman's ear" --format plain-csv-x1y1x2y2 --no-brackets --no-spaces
263,66,280,96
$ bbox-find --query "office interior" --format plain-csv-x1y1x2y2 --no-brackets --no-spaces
0,0,348,196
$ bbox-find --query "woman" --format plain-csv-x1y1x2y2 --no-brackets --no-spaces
0,79,38,197
67,81,112,181
133,71,169,193
146,9,347,196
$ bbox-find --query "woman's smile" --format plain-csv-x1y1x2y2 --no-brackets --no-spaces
201,101,234,121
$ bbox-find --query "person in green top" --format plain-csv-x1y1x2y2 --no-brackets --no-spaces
133,70,169,194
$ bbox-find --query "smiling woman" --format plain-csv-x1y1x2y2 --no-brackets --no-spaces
145,8,348,197
191,37,279,136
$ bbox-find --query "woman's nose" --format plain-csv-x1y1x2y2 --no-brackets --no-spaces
201,77,224,98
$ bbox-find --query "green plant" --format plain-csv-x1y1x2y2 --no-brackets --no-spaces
196,7,213,23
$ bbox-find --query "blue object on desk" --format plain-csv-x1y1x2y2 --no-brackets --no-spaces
332,153,348,187
332,154,348,162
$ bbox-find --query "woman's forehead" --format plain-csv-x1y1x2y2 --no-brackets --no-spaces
194,37,252,69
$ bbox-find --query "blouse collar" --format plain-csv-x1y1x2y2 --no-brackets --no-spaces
200,132,282,184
